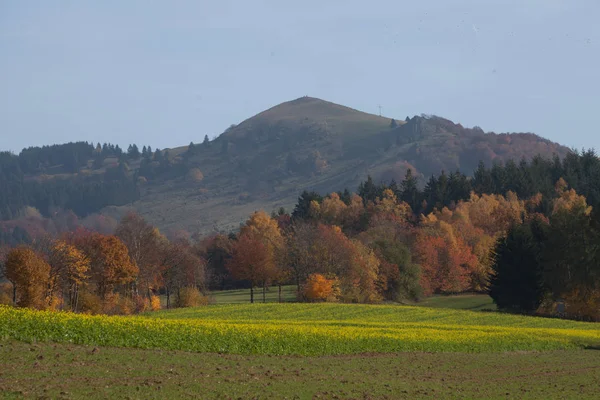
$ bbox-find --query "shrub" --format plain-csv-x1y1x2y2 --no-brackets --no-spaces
150,295,162,311
303,274,339,302
78,290,102,315
175,287,208,308
133,295,151,314
102,293,135,315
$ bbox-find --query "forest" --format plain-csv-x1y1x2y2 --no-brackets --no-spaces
1,150,600,320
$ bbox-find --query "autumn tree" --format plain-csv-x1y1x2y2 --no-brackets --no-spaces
75,233,138,300
196,234,234,290
234,211,284,302
414,217,477,295
116,213,163,298
49,240,89,311
160,239,206,308
542,181,599,318
227,234,276,303
4,247,51,309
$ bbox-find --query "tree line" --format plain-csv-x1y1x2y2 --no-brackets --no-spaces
1,150,600,320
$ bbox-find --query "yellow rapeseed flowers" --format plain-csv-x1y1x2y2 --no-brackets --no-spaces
1,304,598,355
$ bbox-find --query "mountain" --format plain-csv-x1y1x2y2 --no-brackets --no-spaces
0,97,570,238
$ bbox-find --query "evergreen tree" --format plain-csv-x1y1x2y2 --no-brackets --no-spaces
400,169,420,211
292,191,323,220
203,135,210,147
358,176,379,204
489,218,547,313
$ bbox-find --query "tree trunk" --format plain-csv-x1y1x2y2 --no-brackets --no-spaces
166,288,171,309
250,286,254,303
263,285,266,303
12,284,16,306
73,284,79,313
278,284,282,303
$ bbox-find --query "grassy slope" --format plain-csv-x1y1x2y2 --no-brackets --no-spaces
1,341,599,399
209,285,298,304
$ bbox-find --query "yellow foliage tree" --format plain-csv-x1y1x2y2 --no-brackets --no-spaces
50,240,89,311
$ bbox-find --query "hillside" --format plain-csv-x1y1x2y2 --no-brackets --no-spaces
0,97,570,237
132,97,569,235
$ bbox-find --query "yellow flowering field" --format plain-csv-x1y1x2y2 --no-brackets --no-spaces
1,304,599,355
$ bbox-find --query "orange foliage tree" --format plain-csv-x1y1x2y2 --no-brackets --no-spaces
227,234,276,303
74,232,138,300
4,247,51,309
233,211,284,302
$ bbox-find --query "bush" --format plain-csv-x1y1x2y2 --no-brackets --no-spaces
133,295,150,314
562,288,600,322
175,287,208,308
302,274,339,302
150,295,162,311
78,290,102,315
102,293,135,315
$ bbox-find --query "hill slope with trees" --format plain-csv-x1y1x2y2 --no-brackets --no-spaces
0,97,569,238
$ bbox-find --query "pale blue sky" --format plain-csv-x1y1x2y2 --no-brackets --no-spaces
1,0,599,153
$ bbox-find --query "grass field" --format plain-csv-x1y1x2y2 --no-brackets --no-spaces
209,285,298,304
208,285,495,310
2,341,599,399
412,293,496,311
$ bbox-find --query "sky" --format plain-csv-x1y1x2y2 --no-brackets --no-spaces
1,0,599,153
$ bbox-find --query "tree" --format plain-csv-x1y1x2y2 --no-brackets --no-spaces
390,119,398,129
369,238,421,301
236,211,284,302
203,135,210,147
4,247,51,309
116,213,162,298
49,240,89,311
127,144,140,159
358,176,379,204
292,191,323,220
414,220,477,295
489,219,547,313
227,234,275,303
197,234,234,291
75,233,138,300
542,183,599,318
